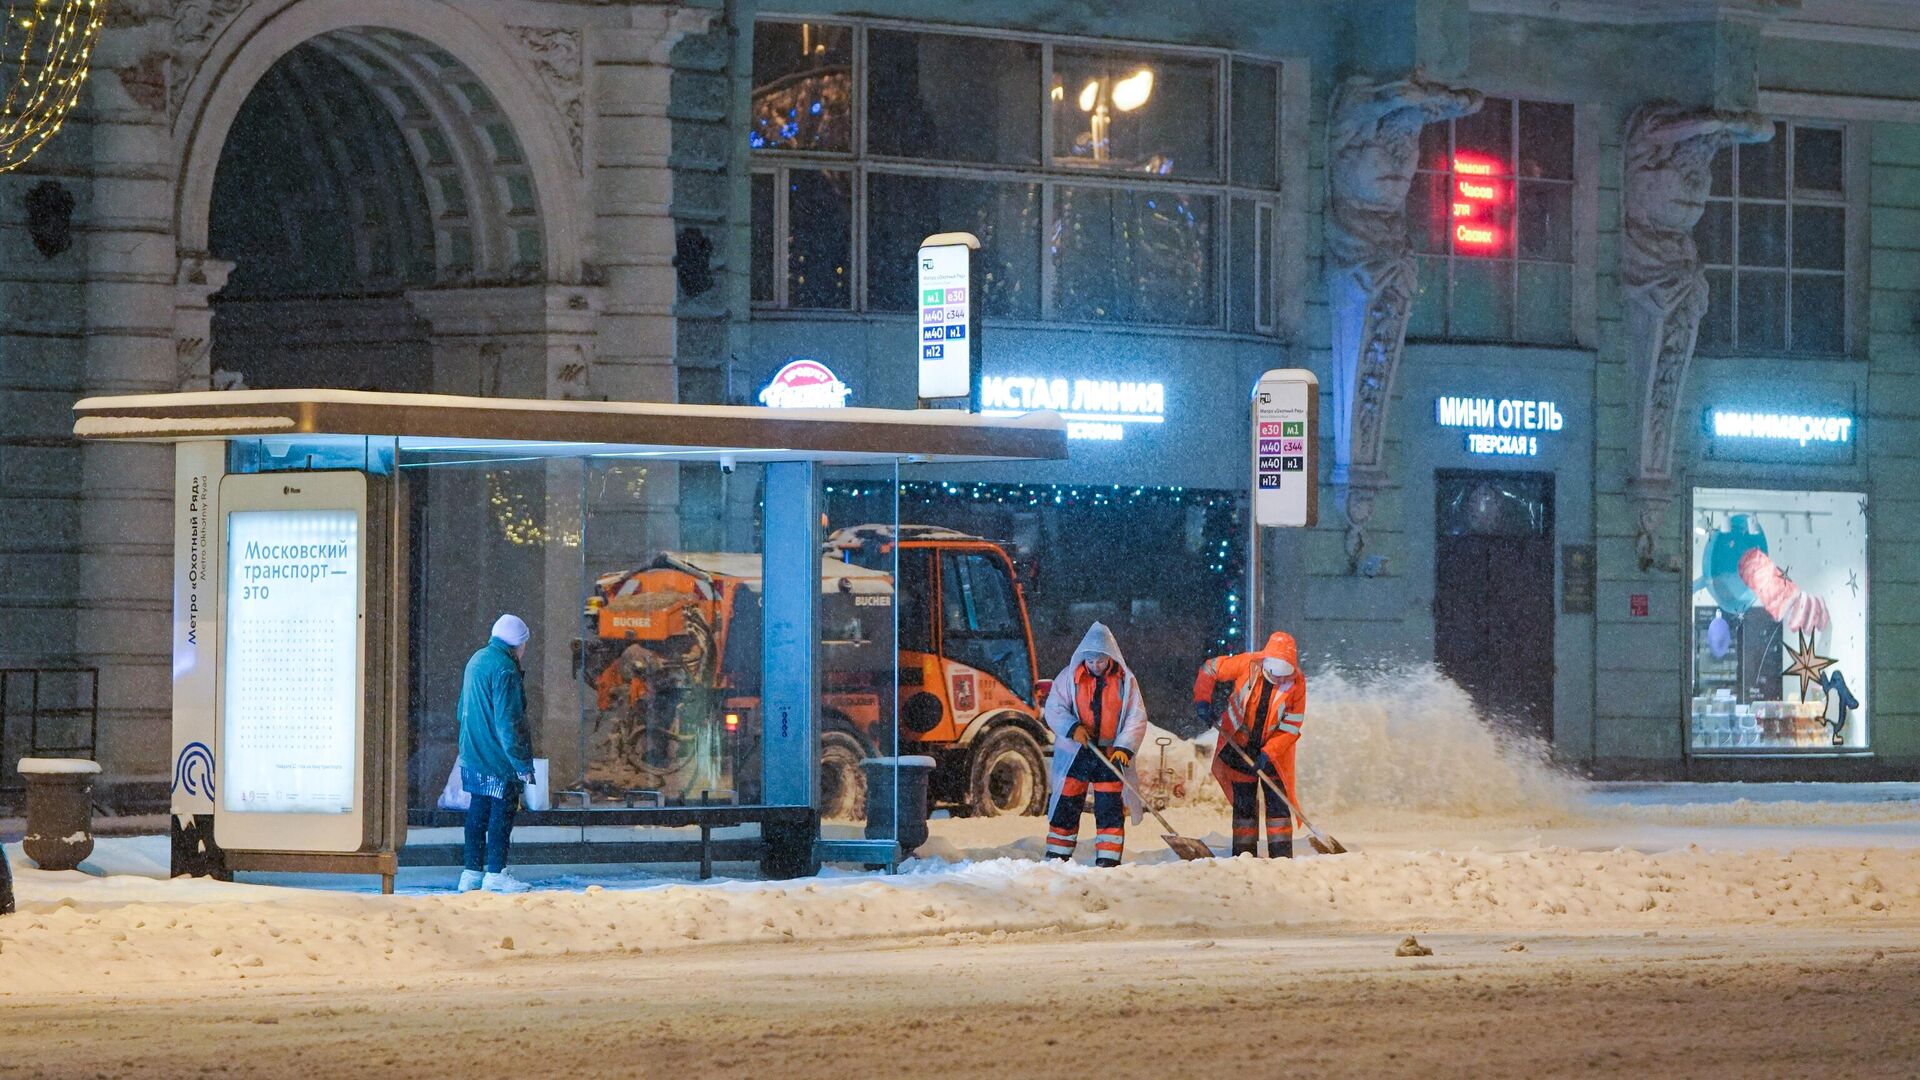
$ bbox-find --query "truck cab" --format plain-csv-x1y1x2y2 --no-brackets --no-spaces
829,525,1051,817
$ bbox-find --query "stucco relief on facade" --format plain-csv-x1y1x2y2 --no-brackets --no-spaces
512,26,586,174
169,0,254,123
173,253,235,390
1621,102,1772,571
1325,74,1483,571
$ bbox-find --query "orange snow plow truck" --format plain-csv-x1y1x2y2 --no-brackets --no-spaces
576,525,1051,819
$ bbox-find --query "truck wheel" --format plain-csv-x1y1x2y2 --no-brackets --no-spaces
818,730,868,822
966,727,1046,817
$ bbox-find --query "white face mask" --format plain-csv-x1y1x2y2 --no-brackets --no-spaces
1262,657,1294,682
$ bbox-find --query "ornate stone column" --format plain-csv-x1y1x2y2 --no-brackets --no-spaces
77,11,188,786
1620,103,1772,572
173,253,235,390
406,284,602,400
405,283,603,789
1324,74,1482,572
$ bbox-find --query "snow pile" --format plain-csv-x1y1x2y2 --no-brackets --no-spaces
4,844,1919,994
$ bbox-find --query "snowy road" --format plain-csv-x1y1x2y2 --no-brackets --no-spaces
4,725,1919,1078
2,927,1915,1078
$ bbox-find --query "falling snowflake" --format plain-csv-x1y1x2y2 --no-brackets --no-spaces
1846,569,1860,598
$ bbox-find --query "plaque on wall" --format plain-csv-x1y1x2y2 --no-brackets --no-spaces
1561,543,1595,614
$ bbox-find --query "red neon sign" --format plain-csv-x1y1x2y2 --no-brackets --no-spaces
1450,153,1507,254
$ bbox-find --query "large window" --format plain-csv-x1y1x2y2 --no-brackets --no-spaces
1696,122,1849,356
940,551,1034,702
750,19,1282,330
1408,97,1577,344
1689,488,1868,754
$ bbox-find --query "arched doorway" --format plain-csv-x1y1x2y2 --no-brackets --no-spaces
205,27,549,392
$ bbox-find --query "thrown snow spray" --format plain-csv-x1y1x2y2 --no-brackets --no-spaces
1293,664,1583,817
1162,663,1583,818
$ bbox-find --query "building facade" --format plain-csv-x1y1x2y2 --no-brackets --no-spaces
1,0,1916,802
724,0,1920,780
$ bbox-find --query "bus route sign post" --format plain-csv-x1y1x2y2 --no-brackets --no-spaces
1248,368,1319,650
916,232,982,412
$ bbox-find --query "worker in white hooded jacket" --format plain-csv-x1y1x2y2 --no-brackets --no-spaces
1042,622,1147,867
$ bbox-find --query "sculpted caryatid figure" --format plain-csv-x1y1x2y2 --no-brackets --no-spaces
1621,103,1772,570
1325,74,1481,570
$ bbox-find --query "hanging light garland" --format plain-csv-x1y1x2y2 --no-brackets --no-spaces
0,0,105,173
822,480,1250,655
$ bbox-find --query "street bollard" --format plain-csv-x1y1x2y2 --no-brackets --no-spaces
18,758,101,873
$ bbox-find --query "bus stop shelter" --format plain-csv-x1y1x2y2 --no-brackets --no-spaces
73,390,1066,891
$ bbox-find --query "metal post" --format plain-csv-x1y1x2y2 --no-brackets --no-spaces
1247,500,1263,654
761,462,820,809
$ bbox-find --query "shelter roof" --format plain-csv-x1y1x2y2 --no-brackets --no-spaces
72,389,1067,465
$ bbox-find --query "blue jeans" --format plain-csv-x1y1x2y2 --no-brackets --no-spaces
463,782,521,874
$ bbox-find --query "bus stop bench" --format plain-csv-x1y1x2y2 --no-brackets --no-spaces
403,805,818,880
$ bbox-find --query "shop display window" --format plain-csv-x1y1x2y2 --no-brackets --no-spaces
1689,488,1867,753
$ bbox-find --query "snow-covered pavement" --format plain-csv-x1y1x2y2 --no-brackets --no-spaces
5,670,1918,1075
4,781,1919,997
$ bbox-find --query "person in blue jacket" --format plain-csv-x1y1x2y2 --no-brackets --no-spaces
458,614,536,894
1,835,13,915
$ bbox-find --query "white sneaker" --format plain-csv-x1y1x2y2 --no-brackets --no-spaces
482,871,531,894
456,869,484,893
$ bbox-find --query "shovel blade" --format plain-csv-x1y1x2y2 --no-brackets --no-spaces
1307,834,1348,856
1162,834,1215,861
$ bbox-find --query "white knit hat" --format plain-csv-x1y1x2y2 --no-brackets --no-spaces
490,613,530,647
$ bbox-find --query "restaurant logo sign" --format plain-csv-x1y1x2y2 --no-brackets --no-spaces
758,359,852,409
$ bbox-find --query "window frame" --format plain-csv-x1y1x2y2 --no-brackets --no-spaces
937,549,1035,701
1697,118,1863,360
1408,94,1583,346
748,14,1286,333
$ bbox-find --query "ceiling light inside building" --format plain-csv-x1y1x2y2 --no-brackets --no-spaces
1111,69,1154,112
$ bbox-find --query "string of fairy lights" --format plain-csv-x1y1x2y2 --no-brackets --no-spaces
824,481,1249,654
0,0,104,172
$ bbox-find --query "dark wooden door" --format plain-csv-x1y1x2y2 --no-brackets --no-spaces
1434,472,1556,742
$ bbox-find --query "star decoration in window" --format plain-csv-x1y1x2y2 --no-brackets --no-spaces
1783,632,1837,703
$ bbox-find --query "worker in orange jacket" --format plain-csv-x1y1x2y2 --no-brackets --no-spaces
1192,631,1306,858
1043,622,1147,867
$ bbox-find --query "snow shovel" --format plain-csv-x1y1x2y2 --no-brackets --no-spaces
1222,742,1348,856
1087,745,1215,861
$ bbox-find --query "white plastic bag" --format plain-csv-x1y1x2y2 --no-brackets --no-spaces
437,762,471,811
440,758,549,811
523,759,551,811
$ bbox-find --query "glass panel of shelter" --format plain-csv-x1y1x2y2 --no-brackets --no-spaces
573,458,756,813
817,465,902,853
218,440,940,871
394,447,589,825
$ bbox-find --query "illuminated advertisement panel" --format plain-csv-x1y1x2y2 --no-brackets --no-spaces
215,472,368,853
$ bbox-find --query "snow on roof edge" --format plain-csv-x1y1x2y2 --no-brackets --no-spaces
73,389,1066,433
